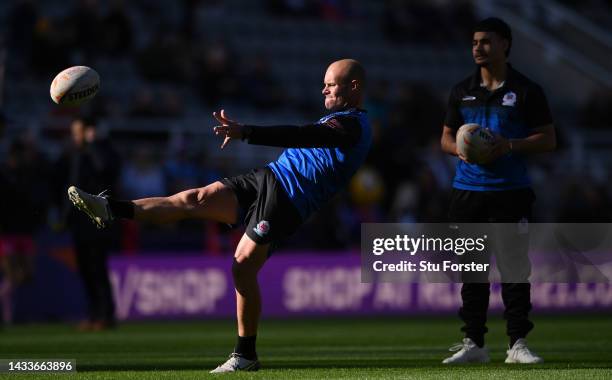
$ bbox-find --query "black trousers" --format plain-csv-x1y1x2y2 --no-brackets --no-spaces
73,236,115,323
448,188,535,342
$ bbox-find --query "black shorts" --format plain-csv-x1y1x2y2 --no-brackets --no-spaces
448,188,535,223
221,167,303,245
448,188,535,282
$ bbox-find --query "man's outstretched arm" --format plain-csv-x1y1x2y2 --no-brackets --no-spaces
213,109,361,149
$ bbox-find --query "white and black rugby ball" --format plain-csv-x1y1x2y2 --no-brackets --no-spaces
456,123,495,164
50,66,100,106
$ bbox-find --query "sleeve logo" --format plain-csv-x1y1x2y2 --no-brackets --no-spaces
253,220,271,237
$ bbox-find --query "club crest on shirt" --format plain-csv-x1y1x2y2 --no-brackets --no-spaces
253,220,270,237
502,91,517,107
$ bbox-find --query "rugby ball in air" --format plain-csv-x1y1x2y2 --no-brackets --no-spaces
50,66,100,106
456,123,495,164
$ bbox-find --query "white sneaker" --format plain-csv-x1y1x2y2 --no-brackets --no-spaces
210,353,260,373
505,338,543,364
67,186,112,229
442,338,490,364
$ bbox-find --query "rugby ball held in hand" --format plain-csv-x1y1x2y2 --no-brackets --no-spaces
456,123,496,164
50,66,100,106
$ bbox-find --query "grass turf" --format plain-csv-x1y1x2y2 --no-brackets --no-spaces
1,315,611,379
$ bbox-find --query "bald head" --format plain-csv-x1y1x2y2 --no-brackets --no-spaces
329,59,366,85
322,59,366,111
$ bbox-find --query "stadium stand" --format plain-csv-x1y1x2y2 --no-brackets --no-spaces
0,0,611,252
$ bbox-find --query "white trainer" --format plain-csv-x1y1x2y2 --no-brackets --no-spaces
505,338,543,364
210,353,261,373
442,338,490,364
67,186,112,229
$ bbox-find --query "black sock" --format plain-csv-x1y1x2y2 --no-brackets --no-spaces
234,335,257,360
107,198,135,219
468,335,484,348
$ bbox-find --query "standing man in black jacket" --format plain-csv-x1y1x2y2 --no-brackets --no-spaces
55,117,120,330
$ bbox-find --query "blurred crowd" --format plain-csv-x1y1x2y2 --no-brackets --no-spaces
382,0,477,45
556,0,612,28
2,110,612,258
1,0,611,257
5,0,295,118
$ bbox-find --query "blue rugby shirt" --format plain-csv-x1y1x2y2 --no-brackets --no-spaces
246,108,372,220
445,65,553,191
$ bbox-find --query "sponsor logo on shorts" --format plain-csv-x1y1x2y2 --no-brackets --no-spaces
253,220,270,237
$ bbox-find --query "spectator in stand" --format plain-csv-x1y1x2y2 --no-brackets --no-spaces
266,0,318,17
7,0,39,69
100,0,133,57
129,87,157,118
30,17,70,77
196,41,240,106
129,87,184,118
120,145,166,199
557,178,612,222
65,0,102,62
0,134,50,324
391,82,445,147
164,147,203,194
137,27,194,82
364,79,390,144
242,55,286,109
319,0,351,22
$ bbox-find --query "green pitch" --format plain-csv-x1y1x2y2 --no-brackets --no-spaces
1,315,611,379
